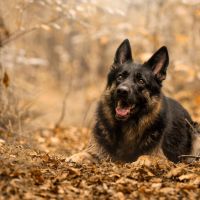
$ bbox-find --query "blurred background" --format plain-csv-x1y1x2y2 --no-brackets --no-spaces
0,0,200,148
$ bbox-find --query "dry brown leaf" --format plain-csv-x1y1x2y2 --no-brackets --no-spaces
179,173,197,181
165,166,185,178
160,187,175,194
3,72,9,87
151,183,162,189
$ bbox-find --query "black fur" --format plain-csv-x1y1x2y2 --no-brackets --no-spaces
93,39,194,163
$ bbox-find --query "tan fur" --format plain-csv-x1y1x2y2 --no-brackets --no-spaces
150,145,166,158
97,85,117,127
100,100,114,127
124,92,161,143
137,94,161,133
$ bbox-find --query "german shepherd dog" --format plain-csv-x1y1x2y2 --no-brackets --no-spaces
66,39,200,164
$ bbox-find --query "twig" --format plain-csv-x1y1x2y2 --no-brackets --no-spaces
54,68,74,129
179,155,200,159
1,27,37,47
54,90,70,129
81,100,96,127
185,118,198,134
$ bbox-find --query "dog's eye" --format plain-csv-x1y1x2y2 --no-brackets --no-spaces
138,79,145,85
117,75,123,82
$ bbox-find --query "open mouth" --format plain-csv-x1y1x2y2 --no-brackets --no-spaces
115,100,135,120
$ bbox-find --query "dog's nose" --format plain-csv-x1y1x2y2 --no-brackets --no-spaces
117,86,129,97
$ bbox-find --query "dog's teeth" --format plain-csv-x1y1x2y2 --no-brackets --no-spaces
131,104,135,109
117,101,124,107
117,101,121,107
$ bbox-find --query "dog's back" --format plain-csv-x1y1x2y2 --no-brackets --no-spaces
160,96,193,162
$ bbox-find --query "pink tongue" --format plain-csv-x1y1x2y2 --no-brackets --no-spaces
116,107,130,117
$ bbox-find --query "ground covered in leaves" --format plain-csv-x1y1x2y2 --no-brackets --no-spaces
0,127,200,200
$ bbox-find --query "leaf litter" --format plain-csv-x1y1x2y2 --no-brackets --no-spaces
0,127,200,199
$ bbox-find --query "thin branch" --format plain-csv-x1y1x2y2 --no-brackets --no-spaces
1,27,36,47
185,118,198,134
1,14,65,47
54,90,70,129
81,99,96,128
179,155,200,159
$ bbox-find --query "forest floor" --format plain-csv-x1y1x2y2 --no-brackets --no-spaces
0,126,200,200
1,119,200,199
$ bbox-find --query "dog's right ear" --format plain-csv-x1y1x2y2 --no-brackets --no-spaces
114,39,133,65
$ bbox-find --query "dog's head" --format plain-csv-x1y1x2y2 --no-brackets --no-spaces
106,39,169,121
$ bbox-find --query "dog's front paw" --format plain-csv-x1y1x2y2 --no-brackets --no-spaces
66,151,97,164
133,155,169,168
133,155,153,167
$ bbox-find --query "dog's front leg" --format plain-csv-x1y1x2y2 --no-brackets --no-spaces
65,139,106,164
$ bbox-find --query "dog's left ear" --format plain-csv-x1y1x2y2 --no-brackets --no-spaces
145,46,169,81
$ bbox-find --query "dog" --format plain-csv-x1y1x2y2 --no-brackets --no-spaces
66,39,200,164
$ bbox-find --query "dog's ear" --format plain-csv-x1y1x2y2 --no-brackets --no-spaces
145,46,169,81
114,39,133,65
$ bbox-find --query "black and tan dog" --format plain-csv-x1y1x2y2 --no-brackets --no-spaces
66,39,200,164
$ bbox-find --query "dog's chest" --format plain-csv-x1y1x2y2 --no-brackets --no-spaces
115,126,143,160
114,125,161,162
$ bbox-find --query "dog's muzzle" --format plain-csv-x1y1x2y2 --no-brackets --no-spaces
115,85,135,120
